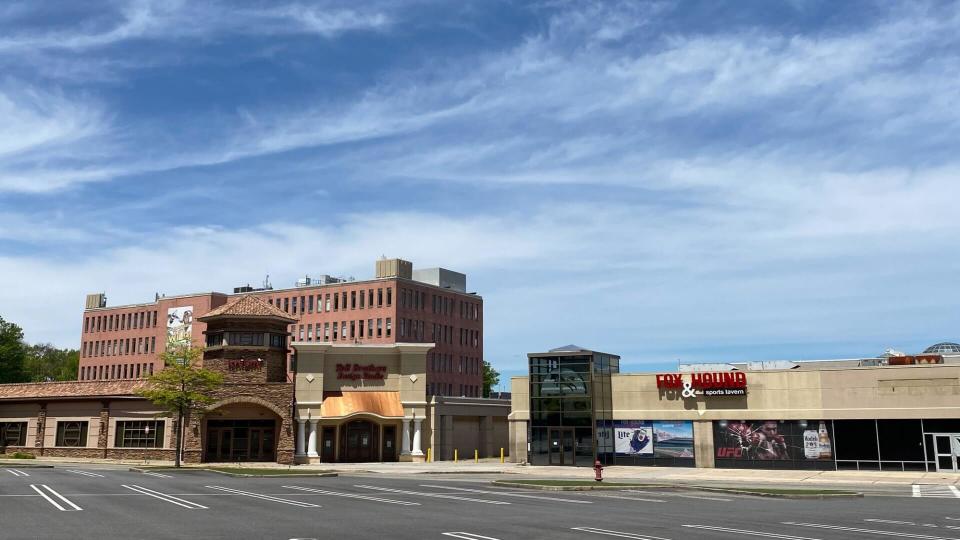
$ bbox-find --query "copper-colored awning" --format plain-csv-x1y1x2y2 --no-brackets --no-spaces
319,391,405,419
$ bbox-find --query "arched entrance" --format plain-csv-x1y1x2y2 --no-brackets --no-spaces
203,400,282,462
340,420,377,462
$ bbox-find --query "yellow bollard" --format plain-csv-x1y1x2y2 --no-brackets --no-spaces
500,447,504,463
454,449,458,462
475,449,479,463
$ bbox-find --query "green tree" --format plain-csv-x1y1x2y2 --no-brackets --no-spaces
482,360,500,398
23,344,79,382
136,345,224,467
0,316,27,383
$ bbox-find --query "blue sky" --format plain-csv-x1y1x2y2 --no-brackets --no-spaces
1,0,959,379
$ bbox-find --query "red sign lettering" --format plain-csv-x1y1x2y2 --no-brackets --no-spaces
228,358,263,371
656,372,747,391
336,363,387,380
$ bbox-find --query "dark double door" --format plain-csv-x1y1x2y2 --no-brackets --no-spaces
206,419,276,462
548,427,576,466
336,420,398,462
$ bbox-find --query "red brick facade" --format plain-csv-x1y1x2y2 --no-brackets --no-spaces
77,264,483,398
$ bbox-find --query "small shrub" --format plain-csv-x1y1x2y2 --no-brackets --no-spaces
11,451,36,459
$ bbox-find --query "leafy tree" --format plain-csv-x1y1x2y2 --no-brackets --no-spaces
0,316,27,383
23,344,79,382
482,360,500,398
136,345,223,467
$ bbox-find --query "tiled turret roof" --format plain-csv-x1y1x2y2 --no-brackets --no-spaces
196,294,296,322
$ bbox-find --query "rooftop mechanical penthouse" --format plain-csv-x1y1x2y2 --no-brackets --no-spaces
77,258,484,398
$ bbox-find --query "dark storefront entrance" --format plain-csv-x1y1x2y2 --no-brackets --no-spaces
206,419,277,462
340,420,378,462
548,428,575,465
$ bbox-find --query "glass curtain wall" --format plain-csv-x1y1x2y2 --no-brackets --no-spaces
528,351,617,466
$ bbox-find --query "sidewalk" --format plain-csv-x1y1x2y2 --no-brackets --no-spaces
5,456,960,486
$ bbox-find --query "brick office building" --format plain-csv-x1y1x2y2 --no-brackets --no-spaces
76,258,484,398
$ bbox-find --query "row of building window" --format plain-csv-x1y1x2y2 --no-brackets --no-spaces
268,287,393,315
430,353,481,375
427,383,481,397
79,362,154,381
82,337,157,358
0,420,164,448
84,310,158,333
292,318,392,342
205,332,286,348
399,287,480,320
397,319,481,349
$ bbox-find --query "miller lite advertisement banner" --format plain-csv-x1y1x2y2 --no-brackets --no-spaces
714,420,834,462
614,421,653,456
606,420,695,459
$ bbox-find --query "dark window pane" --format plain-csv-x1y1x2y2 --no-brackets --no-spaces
877,420,924,461
834,420,878,461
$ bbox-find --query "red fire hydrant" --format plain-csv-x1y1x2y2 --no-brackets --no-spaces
594,460,603,482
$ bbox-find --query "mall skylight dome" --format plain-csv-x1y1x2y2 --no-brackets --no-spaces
923,342,960,354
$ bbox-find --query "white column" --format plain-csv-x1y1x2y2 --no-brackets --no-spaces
307,420,319,457
401,418,412,455
412,418,424,456
295,420,306,457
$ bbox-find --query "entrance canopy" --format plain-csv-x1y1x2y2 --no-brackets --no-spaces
319,391,404,419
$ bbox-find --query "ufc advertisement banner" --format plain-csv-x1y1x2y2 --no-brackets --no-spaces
713,420,833,462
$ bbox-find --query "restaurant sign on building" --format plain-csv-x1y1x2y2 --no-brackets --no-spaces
656,372,747,397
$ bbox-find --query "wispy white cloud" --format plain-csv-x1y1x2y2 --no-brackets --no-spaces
0,0,395,54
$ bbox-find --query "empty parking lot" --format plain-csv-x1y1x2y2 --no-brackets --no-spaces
2,466,960,539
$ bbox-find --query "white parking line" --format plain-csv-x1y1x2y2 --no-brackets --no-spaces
66,470,104,478
571,526,672,540
586,494,667,503
122,485,207,509
420,484,592,504
6,469,29,477
205,485,320,508
912,485,960,499
442,533,501,540
784,522,959,539
865,519,939,528
283,486,420,506
142,472,173,479
683,524,822,540
354,485,509,505
29,484,82,512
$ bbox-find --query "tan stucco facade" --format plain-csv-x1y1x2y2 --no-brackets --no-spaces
294,342,509,463
510,363,960,467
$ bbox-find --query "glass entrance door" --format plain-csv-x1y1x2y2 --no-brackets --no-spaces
548,428,575,465
205,420,277,462
931,434,960,472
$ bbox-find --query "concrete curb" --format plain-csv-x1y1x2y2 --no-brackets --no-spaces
490,480,863,499
129,467,337,478
0,462,54,468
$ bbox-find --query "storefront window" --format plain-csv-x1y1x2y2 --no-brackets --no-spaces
56,421,89,447
713,420,834,470
1,422,26,447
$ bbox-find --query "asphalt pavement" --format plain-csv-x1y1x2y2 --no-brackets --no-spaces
2,465,960,540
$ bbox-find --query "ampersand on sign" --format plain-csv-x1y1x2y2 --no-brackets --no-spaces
681,381,697,399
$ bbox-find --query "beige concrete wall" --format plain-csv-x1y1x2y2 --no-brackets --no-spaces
509,365,960,466
293,342,433,420
608,365,960,421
